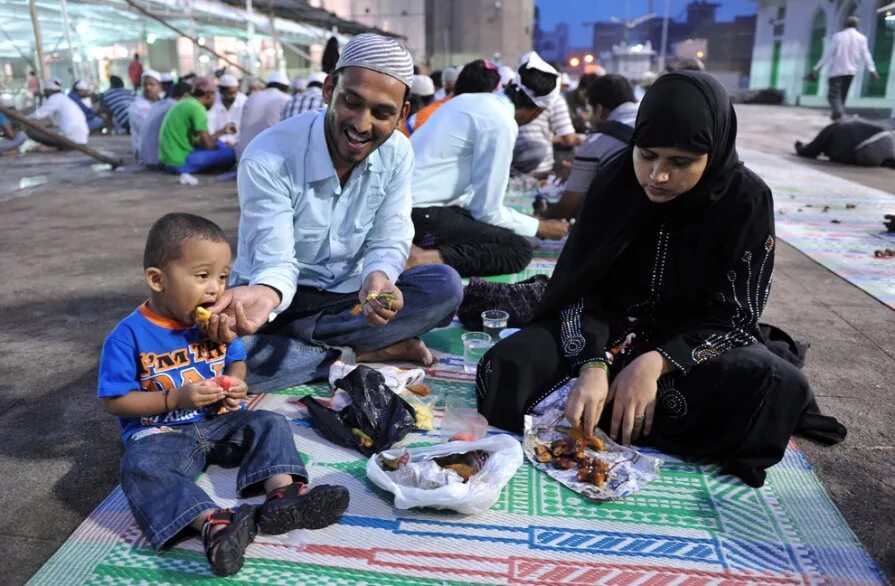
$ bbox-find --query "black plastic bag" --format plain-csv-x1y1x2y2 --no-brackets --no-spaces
300,365,417,457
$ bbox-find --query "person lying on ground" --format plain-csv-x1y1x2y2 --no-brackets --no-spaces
158,77,236,175
476,71,846,488
98,213,349,578
537,74,638,221
203,34,463,391
25,77,89,149
407,52,570,277
795,118,895,168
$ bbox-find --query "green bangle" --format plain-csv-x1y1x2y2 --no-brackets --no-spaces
579,361,609,375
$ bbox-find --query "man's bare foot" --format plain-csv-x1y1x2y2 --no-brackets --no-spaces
357,338,436,366
406,244,444,269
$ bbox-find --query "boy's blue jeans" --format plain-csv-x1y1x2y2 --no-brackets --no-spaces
120,409,306,550
165,141,236,174
243,264,463,392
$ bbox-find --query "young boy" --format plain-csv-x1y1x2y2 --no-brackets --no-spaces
98,213,349,577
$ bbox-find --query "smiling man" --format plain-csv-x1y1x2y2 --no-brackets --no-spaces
206,33,463,390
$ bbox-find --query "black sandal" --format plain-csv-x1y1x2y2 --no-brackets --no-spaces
201,505,257,577
257,483,350,535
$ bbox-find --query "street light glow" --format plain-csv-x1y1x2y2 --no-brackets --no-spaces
569,56,580,67
584,54,594,63
696,50,704,58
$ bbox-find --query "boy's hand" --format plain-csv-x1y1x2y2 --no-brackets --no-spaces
221,377,248,410
174,380,225,410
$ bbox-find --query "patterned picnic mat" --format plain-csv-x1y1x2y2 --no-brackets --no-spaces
740,148,895,310
29,159,888,585
29,330,885,585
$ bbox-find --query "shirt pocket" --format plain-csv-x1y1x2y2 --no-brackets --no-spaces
353,190,386,231
294,226,328,263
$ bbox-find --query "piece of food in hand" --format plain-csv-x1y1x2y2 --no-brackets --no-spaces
350,304,364,316
214,375,236,392
568,425,605,451
351,427,374,448
367,291,398,310
406,383,430,397
195,306,213,322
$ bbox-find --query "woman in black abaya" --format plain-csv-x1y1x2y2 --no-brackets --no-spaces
475,71,844,487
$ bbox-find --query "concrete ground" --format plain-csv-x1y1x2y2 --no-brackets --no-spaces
0,105,892,584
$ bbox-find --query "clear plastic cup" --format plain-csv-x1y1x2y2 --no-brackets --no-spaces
462,331,491,374
481,310,509,340
441,396,489,442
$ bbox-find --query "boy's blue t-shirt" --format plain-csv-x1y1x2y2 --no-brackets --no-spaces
98,302,246,443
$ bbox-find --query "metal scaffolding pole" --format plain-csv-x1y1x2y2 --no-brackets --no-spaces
28,0,47,80
59,0,79,81
247,0,257,74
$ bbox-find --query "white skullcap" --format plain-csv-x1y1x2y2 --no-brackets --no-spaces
266,71,289,86
442,66,460,85
218,74,239,88
142,69,162,82
498,65,515,88
512,51,560,109
74,80,90,91
160,73,174,83
307,71,328,86
42,77,62,91
411,74,435,96
560,72,571,86
335,33,414,88
291,76,307,91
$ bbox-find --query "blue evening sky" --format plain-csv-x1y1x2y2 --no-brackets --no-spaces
536,0,758,47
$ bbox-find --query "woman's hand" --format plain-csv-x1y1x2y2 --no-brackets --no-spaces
564,365,610,436
609,351,668,445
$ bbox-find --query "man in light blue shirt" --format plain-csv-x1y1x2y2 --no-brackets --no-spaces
407,52,570,277
205,34,462,389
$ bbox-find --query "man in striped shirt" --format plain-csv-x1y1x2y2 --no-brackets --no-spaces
282,72,326,120
100,76,135,133
513,89,583,177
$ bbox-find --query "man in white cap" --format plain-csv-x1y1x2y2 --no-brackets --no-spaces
235,71,292,158
68,80,104,133
433,66,458,101
128,69,163,158
291,75,307,95
208,73,246,147
140,80,190,168
204,33,463,389
282,71,326,120
406,51,569,277
513,55,583,178
26,77,89,148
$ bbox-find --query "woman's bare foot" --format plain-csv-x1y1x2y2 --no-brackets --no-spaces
406,245,444,269
357,338,436,366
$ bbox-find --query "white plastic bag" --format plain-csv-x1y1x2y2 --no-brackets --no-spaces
366,434,523,515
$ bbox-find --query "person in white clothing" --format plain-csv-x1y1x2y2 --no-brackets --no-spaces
26,77,89,148
208,74,247,147
811,16,878,120
407,52,570,277
128,69,162,159
235,71,291,158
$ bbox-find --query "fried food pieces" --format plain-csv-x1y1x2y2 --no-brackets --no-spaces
536,427,609,487
195,306,212,322
351,291,400,316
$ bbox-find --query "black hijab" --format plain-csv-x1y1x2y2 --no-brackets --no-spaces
538,71,747,317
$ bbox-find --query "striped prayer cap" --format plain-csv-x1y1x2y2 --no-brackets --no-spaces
335,33,414,88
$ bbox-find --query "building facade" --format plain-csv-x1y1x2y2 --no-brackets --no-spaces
750,0,894,110
316,0,534,71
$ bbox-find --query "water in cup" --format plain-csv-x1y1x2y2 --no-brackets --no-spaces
462,332,491,374
481,310,509,340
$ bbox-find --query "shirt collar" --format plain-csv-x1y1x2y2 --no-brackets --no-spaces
305,108,382,184
609,101,638,121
